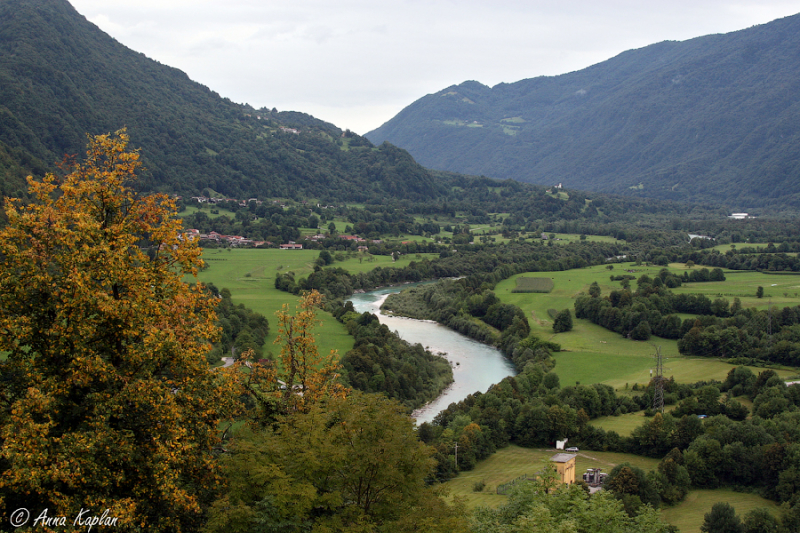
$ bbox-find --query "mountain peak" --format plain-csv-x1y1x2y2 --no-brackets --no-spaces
366,12,800,210
0,0,446,202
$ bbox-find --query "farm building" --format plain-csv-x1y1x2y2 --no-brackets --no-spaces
550,453,577,484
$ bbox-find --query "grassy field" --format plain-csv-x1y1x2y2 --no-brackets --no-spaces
590,411,653,437
194,248,351,358
494,263,797,389
708,242,791,254
194,248,440,358
179,204,238,220
660,489,780,533
446,446,779,532
591,405,678,437
539,233,621,245
445,444,659,509
668,266,800,310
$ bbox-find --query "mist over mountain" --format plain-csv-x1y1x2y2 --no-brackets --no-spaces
367,14,800,210
0,0,445,202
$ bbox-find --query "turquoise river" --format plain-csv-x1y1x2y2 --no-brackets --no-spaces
349,285,516,424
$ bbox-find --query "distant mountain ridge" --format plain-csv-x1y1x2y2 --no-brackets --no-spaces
366,14,800,210
0,0,444,202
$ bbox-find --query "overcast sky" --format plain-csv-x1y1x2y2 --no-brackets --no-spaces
69,0,800,134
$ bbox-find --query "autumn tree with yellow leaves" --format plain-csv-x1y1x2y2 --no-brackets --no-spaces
209,292,469,533
0,132,235,531
229,290,347,423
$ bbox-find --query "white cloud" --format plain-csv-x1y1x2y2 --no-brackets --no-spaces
70,0,800,133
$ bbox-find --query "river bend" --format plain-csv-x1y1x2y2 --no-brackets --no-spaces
349,285,516,424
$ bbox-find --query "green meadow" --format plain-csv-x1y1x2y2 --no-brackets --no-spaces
660,489,780,533
667,265,800,310
194,248,350,359
444,441,780,532
494,263,797,389
536,233,622,245
710,242,797,256
194,248,439,358
445,444,659,509
179,204,237,219
591,405,678,437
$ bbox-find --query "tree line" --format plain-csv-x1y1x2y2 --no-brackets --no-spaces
575,273,800,365
328,301,455,411
416,357,800,529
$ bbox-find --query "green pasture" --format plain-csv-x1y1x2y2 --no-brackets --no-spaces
444,444,659,509
547,190,569,200
709,242,783,253
660,489,780,533
668,266,800,309
541,233,622,245
194,248,441,358
495,264,797,389
591,405,680,437
709,242,759,253
179,204,238,220
590,411,652,437
333,252,439,274
194,248,352,358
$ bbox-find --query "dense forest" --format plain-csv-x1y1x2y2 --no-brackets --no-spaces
0,0,447,203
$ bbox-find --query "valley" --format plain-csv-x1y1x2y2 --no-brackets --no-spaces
3,1,800,531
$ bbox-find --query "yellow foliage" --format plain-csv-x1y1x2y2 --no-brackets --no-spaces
225,290,347,421
0,131,236,532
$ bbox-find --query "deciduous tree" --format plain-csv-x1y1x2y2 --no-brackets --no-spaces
701,502,744,533
232,290,347,421
206,391,466,533
0,132,233,531
553,308,574,333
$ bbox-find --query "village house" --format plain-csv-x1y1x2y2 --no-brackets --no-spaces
550,453,577,484
339,235,365,242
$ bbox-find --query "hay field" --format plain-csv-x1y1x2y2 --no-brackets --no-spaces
494,264,797,388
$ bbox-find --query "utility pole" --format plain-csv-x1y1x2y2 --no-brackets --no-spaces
454,442,459,471
768,299,773,344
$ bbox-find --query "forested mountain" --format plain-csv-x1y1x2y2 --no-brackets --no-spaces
0,0,444,202
367,14,800,210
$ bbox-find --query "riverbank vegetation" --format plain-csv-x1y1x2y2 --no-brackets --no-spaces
206,226,800,531
351,244,800,531
329,301,455,410
7,133,800,532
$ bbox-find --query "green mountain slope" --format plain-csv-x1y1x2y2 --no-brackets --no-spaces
366,14,800,210
0,0,445,202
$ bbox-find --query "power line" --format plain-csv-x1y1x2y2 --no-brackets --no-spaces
653,345,665,413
